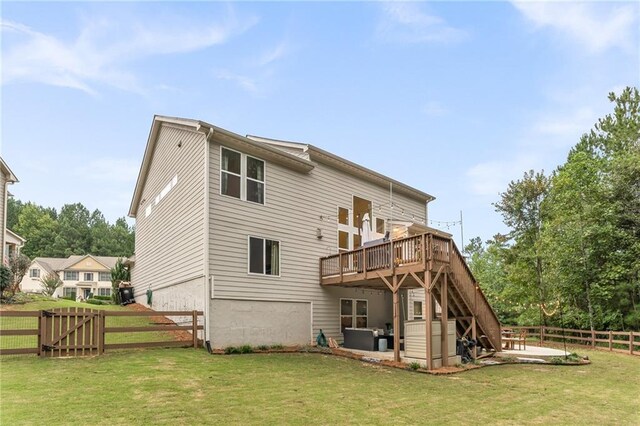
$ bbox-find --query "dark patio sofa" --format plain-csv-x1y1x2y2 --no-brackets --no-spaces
343,328,376,351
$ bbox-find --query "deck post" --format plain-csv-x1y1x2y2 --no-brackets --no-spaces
471,316,477,359
609,330,613,351
630,331,634,355
425,270,433,371
392,275,400,363
441,273,449,368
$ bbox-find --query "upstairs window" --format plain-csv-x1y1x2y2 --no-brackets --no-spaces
84,272,94,282
248,236,280,276
29,268,40,278
64,271,79,281
99,272,111,282
221,148,242,199
221,147,265,204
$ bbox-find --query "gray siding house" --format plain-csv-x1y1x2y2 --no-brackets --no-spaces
128,116,499,357
1,157,19,264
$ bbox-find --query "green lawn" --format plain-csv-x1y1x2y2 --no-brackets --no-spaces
1,297,181,350
1,346,639,425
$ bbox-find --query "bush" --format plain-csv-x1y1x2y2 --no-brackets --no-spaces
93,295,112,301
224,346,240,355
409,361,421,371
239,345,253,354
257,345,269,351
0,265,11,295
86,299,105,305
61,294,76,301
270,344,284,350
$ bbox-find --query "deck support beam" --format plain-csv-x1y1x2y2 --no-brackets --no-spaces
441,273,449,368
424,270,433,370
471,316,477,359
392,275,400,363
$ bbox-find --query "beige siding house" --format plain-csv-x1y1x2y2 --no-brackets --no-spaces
20,255,118,299
129,116,442,349
1,157,18,265
5,229,26,261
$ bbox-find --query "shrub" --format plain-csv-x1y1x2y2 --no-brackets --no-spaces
270,344,284,350
0,265,11,295
257,345,269,351
40,273,63,296
61,294,76,301
93,295,112,301
224,346,240,355
409,361,421,371
239,345,253,354
86,299,105,305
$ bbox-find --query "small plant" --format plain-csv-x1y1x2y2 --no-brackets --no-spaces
93,295,112,301
239,345,253,354
224,346,240,355
270,344,284,350
86,299,105,305
409,361,421,371
39,272,63,297
61,294,76,301
257,345,269,351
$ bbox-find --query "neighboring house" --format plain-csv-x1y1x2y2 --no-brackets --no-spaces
128,116,500,362
5,229,26,261
20,255,119,299
1,157,18,265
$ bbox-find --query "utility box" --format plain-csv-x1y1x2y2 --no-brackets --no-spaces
404,319,460,367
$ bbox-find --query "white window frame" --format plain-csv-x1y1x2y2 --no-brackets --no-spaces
247,236,281,277
29,268,40,278
98,272,111,282
220,146,266,205
64,271,79,281
339,298,368,332
84,272,94,282
62,287,76,297
413,301,423,320
97,288,111,296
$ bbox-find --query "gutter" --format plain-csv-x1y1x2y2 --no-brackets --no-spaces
197,123,214,351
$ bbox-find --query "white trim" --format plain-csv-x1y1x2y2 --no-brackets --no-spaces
219,145,266,205
247,235,281,277
339,298,368,333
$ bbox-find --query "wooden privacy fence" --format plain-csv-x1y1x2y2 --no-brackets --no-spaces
507,325,639,355
0,308,204,357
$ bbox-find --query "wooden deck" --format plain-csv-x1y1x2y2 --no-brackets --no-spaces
319,232,502,369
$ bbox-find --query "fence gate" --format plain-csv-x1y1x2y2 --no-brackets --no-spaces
41,308,99,357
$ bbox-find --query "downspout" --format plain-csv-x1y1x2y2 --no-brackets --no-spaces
198,124,214,351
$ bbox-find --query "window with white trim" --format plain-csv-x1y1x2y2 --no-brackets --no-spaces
340,299,368,332
29,268,40,278
221,147,265,204
97,288,111,296
248,237,280,276
84,272,94,281
99,272,111,282
413,301,423,319
64,271,79,281
63,287,76,297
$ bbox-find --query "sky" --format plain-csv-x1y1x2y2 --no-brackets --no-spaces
2,1,639,249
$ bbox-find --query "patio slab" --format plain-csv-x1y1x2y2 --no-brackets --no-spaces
499,345,570,357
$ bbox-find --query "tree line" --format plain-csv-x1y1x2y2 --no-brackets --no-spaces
8,200,135,259
467,87,639,332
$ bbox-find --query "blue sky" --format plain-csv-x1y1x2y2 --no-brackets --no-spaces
2,1,639,247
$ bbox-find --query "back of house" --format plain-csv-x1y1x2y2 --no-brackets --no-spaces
129,116,440,348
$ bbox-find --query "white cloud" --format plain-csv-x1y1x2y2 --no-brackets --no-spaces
377,2,466,44
1,10,258,95
512,1,638,54
214,69,260,94
467,155,543,197
256,40,291,67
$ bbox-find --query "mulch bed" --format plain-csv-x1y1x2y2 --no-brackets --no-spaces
123,303,194,342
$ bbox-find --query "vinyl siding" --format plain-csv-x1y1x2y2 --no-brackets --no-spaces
0,171,6,253
208,138,427,340
132,124,205,305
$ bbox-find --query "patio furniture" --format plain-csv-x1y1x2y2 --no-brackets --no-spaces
343,328,376,351
502,328,527,350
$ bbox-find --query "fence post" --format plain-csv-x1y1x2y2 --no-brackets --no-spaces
591,329,596,348
609,330,613,351
192,310,198,349
540,326,544,346
100,311,106,355
630,331,634,355
38,310,44,357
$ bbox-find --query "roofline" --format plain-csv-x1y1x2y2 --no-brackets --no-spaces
66,254,113,271
128,115,315,217
0,157,18,183
6,228,26,243
306,145,436,203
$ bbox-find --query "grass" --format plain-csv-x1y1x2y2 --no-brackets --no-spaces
0,297,181,350
1,346,639,425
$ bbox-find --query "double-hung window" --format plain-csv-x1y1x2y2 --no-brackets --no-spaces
248,237,280,276
221,147,265,204
29,268,40,278
84,272,94,281
340,299,368,332
64,271,79,281
99,272,111,282
97,288,111,296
